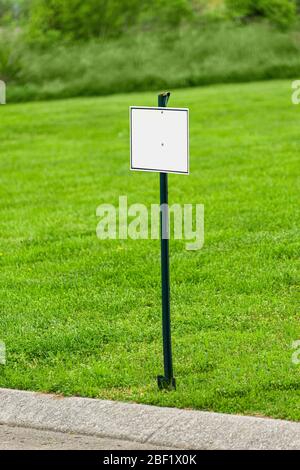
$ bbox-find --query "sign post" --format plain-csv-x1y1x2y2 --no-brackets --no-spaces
157,92,176,390
130,92,189,390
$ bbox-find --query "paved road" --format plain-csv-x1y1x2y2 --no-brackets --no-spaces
0,424,171,450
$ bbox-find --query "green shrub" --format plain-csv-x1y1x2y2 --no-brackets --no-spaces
140,0,193,28
27,0,192,43
6,22,300,103
28,0,143,41
226,0,297,29
0,29,24,81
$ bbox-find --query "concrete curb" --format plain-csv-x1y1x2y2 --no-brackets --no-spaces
0,388,299,450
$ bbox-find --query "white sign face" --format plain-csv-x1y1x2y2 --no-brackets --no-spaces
130,107,189,174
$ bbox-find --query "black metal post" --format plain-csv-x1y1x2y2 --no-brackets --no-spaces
157,92,176,391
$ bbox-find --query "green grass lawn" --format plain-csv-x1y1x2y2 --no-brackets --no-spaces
0,80,299,420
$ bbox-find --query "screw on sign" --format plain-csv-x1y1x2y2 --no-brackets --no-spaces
130,92,190,390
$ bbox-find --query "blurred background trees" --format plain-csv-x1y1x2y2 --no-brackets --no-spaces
1,0,300,102
1,0,298,39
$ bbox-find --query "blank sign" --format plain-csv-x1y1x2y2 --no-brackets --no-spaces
130,107,189,174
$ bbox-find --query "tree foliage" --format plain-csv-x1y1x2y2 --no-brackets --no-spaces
1,1,298,41
226,0,297,29
28,0,192,41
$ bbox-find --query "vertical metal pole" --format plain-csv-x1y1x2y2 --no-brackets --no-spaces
157,92,176,391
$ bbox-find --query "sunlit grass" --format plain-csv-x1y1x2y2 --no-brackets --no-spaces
0,80,299,420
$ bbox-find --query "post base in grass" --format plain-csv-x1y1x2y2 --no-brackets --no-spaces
157,375,176,391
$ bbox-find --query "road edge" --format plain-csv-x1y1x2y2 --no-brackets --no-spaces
0,388,299,450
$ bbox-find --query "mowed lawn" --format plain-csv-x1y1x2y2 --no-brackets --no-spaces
0,80,299,420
